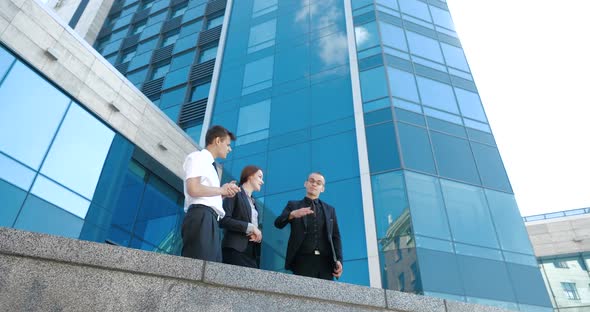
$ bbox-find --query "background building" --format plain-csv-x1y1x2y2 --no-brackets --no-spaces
0,0,551,310
525,208,590,311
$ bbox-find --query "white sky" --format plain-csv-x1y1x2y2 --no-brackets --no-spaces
445,0,590,217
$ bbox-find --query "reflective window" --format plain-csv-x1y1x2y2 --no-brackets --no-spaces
163,66,190,89
150,0,171,14
136,37,159,55
207,15,224,29
380,22,407,51
131,20,147,35
355,22,379,51
485,190,532,254
360,66,388,102
140,23,163,41
15,193,84,238
430,6,454,30
190,82,210,102
387,67,419,102
0,153,35,190
171,3,187,18
365,122,400,172
416,76,458,114
160,85,187,108
311,130,359,181
173,32,199,54
237,100,270,140
407,32,443,63
120,49,136,63
430,131,480,184
0,62,71,169
248,19,276,52
440,179,499,248
170,50,195,71
140,0,154,10
454,88,486,122
397,122,436,174
417,248,464,295
471,143,511,192
199,45,218,63
371,171,408,239
269,88,310,136
441,43,469,72
126,68,148,86
182,4,205,23
128,51,152,71
242,56,274,94
150,62,170,80
0,45,15,78
40,104,115,200
274,43,308,84
30,175,91,219
179,20,203,37
398,0,431,21
0,178,26,227
266,143,310,194
253,0,277,17
456,254,516,302
311,77,354,125
405,172,451,240
160,30,180,48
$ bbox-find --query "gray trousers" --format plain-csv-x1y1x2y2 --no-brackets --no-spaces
181,204,221,262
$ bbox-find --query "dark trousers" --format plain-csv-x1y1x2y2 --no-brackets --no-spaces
181,204,221,262
222,242,259,268
291,254,334,280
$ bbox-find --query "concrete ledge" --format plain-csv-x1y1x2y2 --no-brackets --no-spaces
0,227,513,312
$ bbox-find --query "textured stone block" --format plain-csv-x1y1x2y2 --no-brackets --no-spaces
91,57,123,92
116,83,148,114
10,11,60,49
0,14,10,35
41,61,85,98
108,112,139,142
0,0,20,22
0,227,203,281
203,261,387,308
56,30,96,68
77,83,113,121
0,24,49,70
445,300,512,312
20,0,64,40
386,290,445,312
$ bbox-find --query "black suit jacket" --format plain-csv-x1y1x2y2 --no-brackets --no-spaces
220,190,260,254
274,198,343,271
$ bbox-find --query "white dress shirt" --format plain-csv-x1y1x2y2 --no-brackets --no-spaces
183,149,224,218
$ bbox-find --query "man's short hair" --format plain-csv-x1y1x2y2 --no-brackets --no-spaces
308,172,325,179
205,125,236,145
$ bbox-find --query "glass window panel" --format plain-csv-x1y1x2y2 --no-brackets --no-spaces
417,248,464,295
179,20,203,37
430,6,454,30
365,122,400,172
182,4,205,23
30,175,91,219
273,43,308,84
454,88,486,122
0,62,71,169
416,76,458,114
430,132,480,184
376,0,399,11
162,104,181,121
0,46,15,79
242,56,274,88
399,0,431,21
237,100,270,135
136,37,159,55
311,76,354,125
160,85,187,108
0,153,35,190
471,143,511,192
339,258,370,286
170,50,195,71
395,108,425,126
310,131,359,182
199,45,218,63
380,22,407,51
269,88,310,136
162,65,189,89
355,22,379,51
371,171,408,239
457,254,516,302
360,66,388,102
426,116,466,138
441,43,468,72
171,3,187,18
397,122,436,174
393,98,421,113
485,190,532,254
160,30,180,48
173,32,198,54
0,178,27,227
150,0,170,13
407,32,443,63
467,128,496,146
405,171,451,239
101,39,123,56
440,179,499,248
150,62,170,80
140,22,163,41
266,142,310,194
454,243,502,261
15,194,84,238
207,15,224,29
120,49,136,63
415,235,453,253
190,82,210,102
364,107,392,125
424,107,461,125
364,98,391,112
253,0,277,16
126,67,148,86
112,14,133,30
41,104,115,199
387,67,419,102
128,51,152,71
464,118,491,133
249,19,276,48
507,263,553,307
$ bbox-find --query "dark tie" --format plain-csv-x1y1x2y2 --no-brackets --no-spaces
212,162,219,177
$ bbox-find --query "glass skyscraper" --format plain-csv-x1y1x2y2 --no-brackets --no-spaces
0,0,552,311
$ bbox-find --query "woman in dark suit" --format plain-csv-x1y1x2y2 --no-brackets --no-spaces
219,165,263,268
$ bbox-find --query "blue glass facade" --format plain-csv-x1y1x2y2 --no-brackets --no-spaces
1,0,551,310
0,44,184,255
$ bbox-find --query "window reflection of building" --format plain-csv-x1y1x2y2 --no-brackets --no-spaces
380,208,420,293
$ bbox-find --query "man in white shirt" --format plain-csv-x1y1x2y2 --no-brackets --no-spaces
181,125,241,262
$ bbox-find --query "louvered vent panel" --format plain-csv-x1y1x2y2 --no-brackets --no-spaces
179,98,208,127
133,9,150,23
162,16,182,33
114,62,129,75
198,26,221,46
141,77,165,98
151,45,174,64
121,33,140,50
206,0,226,15
171,0,187,6
189,59,215,81
110,1,124,15
97,26,113,40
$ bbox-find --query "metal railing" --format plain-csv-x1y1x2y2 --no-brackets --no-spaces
523,207,590,222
